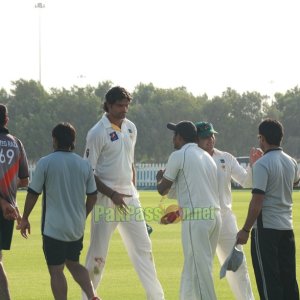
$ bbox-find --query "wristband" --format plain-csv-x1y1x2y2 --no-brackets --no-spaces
242,227,250,233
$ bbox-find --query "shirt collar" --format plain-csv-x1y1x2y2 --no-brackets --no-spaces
101,113,128,130
264,147,282,155
0,127,9,134
181,142,198,150
212,148,221,156
54,149,72,152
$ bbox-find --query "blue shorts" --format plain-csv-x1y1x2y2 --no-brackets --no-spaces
42,235,83,266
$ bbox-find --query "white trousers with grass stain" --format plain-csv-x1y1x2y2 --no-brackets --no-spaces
82,192,164,300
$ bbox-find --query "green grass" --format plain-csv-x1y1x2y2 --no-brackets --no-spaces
3,190,300,299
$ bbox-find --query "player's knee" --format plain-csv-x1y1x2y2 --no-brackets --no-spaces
65,259,79,270
47,264,65,277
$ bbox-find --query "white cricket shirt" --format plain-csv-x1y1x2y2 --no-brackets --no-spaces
84,114,137,195
164,143,220,210
212,148,252,212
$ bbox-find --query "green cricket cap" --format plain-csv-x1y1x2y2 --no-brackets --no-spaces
195,122,218,138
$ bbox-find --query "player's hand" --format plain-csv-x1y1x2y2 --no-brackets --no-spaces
110,192,130,214
18,218,31,239
249,147,263,166
236,229,249,245
156,169,165,182
0,199,18,220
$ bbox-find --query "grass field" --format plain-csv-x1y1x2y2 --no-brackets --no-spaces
3,190,300,299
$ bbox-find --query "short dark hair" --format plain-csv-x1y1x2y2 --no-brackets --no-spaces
103,86,132,112
259,119,283,146
52,122,76,150
0,104,8,127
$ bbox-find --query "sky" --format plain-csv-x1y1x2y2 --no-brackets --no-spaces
1,0,300,98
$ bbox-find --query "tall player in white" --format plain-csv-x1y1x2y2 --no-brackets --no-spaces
82,86,164,300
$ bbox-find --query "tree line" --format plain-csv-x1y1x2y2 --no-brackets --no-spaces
1,79,299,163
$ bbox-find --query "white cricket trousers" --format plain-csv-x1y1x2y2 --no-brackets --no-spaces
216,210,254,300
82,194,165,300
180,209,221,300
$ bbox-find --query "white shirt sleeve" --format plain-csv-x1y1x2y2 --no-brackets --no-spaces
164,151,182,182
86,163,97,194
167,182,178,199
294,160,300,184
132,123,137,148
230,155,252,188
131,123,137,161
84,127,105,170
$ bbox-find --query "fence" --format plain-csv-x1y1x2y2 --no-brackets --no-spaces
27,161,300,190
27,163,166,190
135,163,166,189
28,164,36,182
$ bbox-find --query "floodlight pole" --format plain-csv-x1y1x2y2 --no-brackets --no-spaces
35,3,45,84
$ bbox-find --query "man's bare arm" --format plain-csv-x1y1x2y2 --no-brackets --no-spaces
236,193,264,244
86,194,98,218
21,192,39,220
18,192,39,238
156,170,173,196
17,177,29,188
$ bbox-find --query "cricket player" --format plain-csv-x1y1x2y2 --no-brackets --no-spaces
0,104,29,300
83,86,164,300
157,120,221,300
195,121,261,300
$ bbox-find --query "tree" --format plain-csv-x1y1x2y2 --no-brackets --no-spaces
129,85,206,162
8,79,50,160
48,85,100,156
7,80,100,160
95,81,113,102
201,88,265,156
2,79,298,162
0,88,10,105
271,87,300,159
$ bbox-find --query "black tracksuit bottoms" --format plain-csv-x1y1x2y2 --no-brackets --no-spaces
251,220,299,300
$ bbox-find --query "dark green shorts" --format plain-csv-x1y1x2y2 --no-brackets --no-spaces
42,235,83,266
0,211,14,250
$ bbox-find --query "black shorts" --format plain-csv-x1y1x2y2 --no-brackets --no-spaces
0,211,14,250
42,235,83,266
